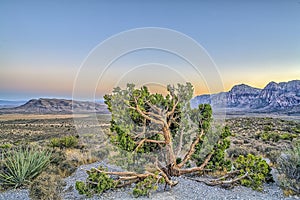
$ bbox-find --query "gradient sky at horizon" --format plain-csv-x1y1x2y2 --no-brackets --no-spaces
1,0,300,100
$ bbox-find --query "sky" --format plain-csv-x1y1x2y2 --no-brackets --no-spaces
0,0,300,100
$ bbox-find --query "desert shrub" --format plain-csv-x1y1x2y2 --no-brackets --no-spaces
279,133,297,141
49,135,78,148
233,154,272,191
133,175,162,197
263,125,272,132
0,143,12,149
256,132,296,142
0,147,51,188
276,141,300,195
292,126,300,134
75,167,116,197
49,149,77,178
29,172,66,200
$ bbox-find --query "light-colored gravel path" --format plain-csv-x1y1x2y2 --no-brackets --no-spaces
1,161,299,200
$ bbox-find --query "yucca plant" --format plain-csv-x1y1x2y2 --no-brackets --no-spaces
0,147,51,188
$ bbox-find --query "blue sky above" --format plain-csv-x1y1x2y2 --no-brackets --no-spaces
0,0,300,100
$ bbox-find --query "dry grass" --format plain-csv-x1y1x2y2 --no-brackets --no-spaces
65,149,98,167
0,114,90,121
226,117,300,164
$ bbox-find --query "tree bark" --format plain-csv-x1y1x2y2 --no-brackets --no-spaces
163,127,176,166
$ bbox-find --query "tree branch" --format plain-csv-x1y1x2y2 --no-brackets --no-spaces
129,104,164,126
155,164,178,187
177,129,205,168
185,172,248,186
179,152,213,175
134,138,166,152
145,100,162,113
167,101,178,117
176,125,197,157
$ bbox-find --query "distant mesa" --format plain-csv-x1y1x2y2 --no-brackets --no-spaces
0,98,109,114
191,80,300,115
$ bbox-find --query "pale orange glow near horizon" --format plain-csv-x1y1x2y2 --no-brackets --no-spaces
1,1,299,100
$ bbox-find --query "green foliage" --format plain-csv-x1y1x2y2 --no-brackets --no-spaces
292,127,300,134
280,133,297,141
176,157,182,165
256,131,297,142
0,147,51,188
75,167,116,197
193,126,232,172
49,135,78,148
276,140,300,195
133,176,159,197
0,143,12,149
109,121,137,152
233,154,272,191
263,125,272,132
104,83,195,154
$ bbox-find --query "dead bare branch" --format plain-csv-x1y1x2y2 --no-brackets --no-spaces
184,172,248,186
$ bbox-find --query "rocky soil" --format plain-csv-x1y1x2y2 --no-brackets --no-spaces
1,160,298,200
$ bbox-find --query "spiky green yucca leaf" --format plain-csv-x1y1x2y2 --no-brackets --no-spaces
0,147,51,188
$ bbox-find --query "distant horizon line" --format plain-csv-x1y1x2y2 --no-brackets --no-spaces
1,79,299,102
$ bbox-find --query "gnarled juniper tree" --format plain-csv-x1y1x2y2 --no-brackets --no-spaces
76,83,271,197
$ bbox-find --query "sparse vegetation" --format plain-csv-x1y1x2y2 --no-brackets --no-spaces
76,83,281,198
0,105,299,198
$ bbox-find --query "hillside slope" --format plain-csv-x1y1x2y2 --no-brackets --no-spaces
0,98,109,114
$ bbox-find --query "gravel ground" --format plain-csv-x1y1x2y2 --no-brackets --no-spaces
1,161,299,200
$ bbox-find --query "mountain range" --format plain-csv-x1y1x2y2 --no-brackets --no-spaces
0,98,109,114
191,80,300,115
1,80,299,115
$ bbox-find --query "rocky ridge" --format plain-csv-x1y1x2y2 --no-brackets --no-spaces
191,80,300,114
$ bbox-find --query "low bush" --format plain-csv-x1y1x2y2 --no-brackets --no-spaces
49,149,77,178
0,143,12,149
233,154,272,191
256,132,297,142
49,135,78,148
75,167,116,197
276,140,300,195
133,175,162,197
0,147,51,188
